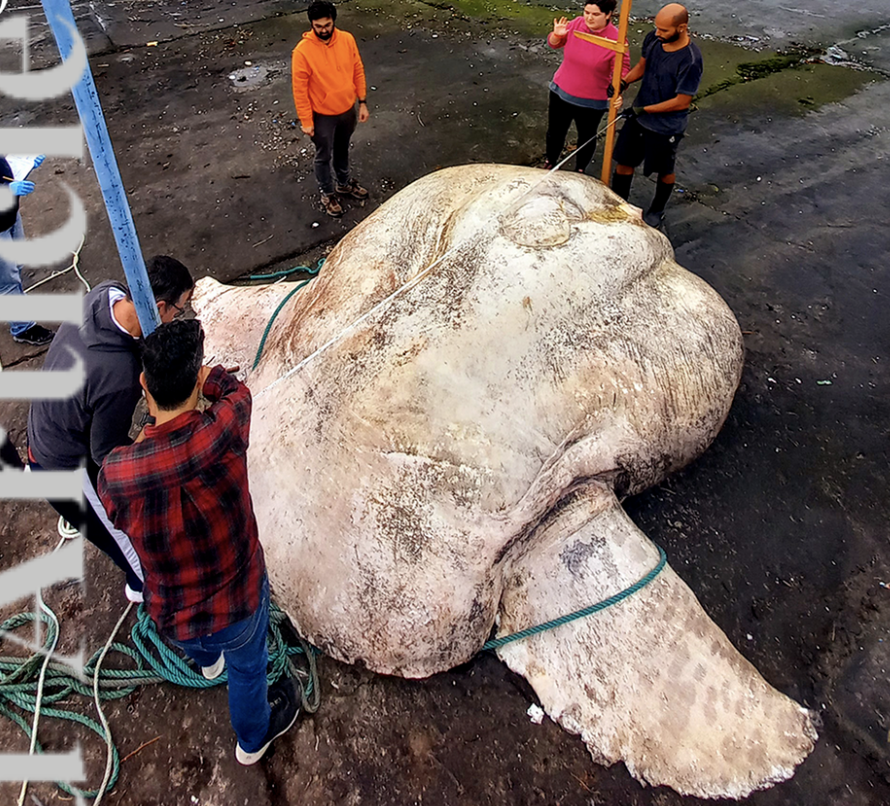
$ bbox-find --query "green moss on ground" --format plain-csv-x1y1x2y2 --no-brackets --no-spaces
352,0,882,117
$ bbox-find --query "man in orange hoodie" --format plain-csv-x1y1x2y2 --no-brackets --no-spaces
292,1,370,217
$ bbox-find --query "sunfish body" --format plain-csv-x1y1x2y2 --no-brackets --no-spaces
193,165,816,798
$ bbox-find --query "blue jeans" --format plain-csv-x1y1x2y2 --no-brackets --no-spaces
171,575,271,752
0,213,35,336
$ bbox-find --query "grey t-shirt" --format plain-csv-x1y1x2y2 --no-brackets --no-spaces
635,31,703,136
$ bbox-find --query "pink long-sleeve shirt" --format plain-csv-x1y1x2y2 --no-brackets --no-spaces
548,17,630,102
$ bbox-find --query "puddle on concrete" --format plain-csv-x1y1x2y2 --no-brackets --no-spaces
228,63,272,91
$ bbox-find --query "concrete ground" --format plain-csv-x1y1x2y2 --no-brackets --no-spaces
0,0,888,804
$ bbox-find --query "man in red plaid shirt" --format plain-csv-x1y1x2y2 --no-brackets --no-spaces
98,319,299,765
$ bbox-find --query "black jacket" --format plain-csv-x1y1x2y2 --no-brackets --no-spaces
28,281,142,468
0,157,21,232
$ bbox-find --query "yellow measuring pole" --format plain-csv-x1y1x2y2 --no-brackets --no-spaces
572,31,624,53
573,0,634,183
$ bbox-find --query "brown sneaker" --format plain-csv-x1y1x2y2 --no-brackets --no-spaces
320,193,343,217
335,179,368,200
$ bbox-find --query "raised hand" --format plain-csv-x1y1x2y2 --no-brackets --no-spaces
552,17,568,38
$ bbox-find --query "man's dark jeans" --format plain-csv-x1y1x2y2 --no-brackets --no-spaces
311,106,357,195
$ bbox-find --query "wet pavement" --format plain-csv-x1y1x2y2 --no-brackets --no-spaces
1,0,888,804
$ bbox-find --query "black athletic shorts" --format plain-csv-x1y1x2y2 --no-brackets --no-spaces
613,115,683,176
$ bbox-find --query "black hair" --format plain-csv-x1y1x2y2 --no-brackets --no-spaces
307,1,337,22
142,319,205,411
586,0,617,15
145,255,194,306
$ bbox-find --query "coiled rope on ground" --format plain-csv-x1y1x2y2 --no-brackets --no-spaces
0,600,319,800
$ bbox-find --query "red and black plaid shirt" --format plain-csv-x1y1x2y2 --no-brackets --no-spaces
98,366,265,641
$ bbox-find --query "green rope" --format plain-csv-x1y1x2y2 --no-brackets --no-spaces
0,601,319,799
247,259,323,282
251,260,325,370
0,695,118,799
481,544,667,651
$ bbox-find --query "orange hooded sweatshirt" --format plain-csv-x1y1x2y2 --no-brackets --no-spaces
291,28,367,128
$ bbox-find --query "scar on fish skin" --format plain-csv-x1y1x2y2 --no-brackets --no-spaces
587,206,636,224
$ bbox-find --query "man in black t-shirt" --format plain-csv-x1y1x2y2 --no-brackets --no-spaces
609,4,703,227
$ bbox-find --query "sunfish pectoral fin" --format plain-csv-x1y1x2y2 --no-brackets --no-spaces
495,488,817,799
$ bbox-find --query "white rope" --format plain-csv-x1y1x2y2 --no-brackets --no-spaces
15,516,96,806
91,601,133,806
23,235,90,293
504,113,623,215
256,115,624,399
257,237,476,398
15,533,66,806
57,516,81,540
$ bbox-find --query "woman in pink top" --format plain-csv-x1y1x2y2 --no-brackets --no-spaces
545,0,630,173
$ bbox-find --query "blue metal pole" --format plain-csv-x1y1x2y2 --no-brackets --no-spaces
39,0,159,336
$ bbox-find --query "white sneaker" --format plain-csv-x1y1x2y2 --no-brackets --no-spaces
202,655,226,680
124,584,144,603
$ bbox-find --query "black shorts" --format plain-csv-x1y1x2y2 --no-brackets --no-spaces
613,116,683,176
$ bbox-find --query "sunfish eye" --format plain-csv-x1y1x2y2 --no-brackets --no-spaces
500,195,577,247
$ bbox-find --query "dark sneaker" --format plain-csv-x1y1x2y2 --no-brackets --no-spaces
321,193,343,217
13,324,55,346
643,208,666,228
335,179,368,200
235,676,299,765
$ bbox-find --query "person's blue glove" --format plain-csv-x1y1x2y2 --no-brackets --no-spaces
9,180,35,196
33,155,45,168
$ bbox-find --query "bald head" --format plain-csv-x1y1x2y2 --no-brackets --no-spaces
654,2,690,46
656,3,688,27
